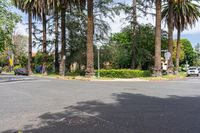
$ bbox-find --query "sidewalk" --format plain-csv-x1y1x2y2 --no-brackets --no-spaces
0,73,35,83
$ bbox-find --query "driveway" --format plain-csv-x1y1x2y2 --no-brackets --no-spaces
1,75,200,133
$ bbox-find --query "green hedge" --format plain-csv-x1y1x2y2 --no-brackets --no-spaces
13,65,21,71
96,69,152,78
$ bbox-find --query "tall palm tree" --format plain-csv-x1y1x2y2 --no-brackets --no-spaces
131,0,137,69
167,0,174,73
154,0,162,77
54,10,59,73
28,11,33,75
163,0,200,73
86,0,94,77
13,0,86,76
42,12,48,75
12,0,33,75
59,6,66,76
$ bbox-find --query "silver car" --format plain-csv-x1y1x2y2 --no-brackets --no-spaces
187,67,199,76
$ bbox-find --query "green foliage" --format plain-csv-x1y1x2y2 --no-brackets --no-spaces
13,65,21,70
96,69,151,78
98,24,168,70
33,52,54,73
180,39,197,66
3,66,10,72
0,0,21,51
173,39,197,66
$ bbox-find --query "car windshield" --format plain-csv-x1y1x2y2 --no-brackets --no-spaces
189,67,197,70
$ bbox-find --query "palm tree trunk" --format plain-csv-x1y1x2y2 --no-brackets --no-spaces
176,26,181,74
54,11,59,73
131,0,137,69
59,8,66,76
42,13,48,75
86,0,94,77
167,0,174,74
154,0,162,77
28,11,32,75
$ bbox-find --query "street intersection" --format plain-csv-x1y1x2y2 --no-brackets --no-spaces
1,74,200,133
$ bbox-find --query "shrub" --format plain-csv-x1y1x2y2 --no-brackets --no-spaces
14,65,21,71
95,69,151,78
3,66,10,72
66,70,86,76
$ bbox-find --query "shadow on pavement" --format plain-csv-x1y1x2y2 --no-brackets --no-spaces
3,93,200,133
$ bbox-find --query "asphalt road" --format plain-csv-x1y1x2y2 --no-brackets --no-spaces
1,75,200,133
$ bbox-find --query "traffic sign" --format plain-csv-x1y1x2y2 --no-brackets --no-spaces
164,52,171,60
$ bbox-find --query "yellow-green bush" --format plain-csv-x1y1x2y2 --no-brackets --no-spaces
96,69,151,78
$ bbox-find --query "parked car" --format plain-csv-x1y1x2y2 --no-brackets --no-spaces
187,67,199,76
14,68,28,76
198,67,200,73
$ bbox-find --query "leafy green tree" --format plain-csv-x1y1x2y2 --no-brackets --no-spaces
180,39,197,66
0,0,21,52
102,24,168,70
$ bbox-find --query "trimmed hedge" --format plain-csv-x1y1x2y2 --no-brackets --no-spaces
13,65,21,71
96,69,152,78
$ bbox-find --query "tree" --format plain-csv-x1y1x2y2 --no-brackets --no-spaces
86,0,94,77
12,33,28,67
110,24,168,70
59,6,66,76
167,0,174,73
0,0,21,52
154,0,162,77
131,0,137,69
167,0,200,73
13,0,86,75
180,39,197,66
28,11,33,74
54,11,59,73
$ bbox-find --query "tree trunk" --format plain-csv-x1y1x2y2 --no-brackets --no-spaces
54,11,59,73
42,13,48,75
59,8,66,76
28,11,32,75
176,26,181,74
154,0,162,77
86,0,94,77
131,0,137,69
167,0,174,74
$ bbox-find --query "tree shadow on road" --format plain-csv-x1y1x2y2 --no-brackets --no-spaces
3,93,200,133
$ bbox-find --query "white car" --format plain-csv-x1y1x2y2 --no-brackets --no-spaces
187,67,199,76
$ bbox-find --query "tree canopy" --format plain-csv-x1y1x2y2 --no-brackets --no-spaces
0,0,21,52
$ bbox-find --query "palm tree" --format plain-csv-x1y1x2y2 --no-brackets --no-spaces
12,0,33,75
163,0,200,73
167,0,174,73
131,0,137,69
13,0,86,76
28,11,33,75
154,0,162,77
42,12,48,75
54,10,59,73
59,6,66,76
86,0,94,77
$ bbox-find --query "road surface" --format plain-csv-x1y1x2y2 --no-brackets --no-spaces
1,74,200,133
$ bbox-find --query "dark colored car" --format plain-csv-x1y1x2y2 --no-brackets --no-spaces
14,68,28,76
